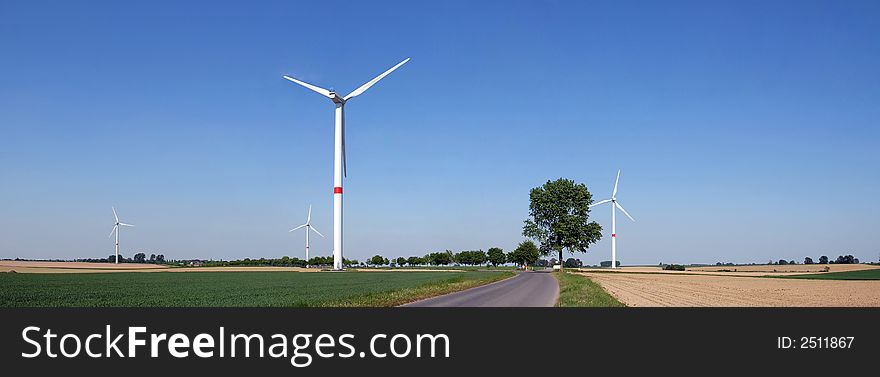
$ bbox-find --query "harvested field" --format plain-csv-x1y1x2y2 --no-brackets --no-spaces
688,264,879,273
575,264,879,277
0,261,168,269
577,272,880,307
1,261,168,273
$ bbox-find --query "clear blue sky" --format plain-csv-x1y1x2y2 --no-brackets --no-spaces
1,0,878,264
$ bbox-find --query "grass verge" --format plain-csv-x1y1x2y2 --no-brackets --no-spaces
0,270,513,307
554,272,624,307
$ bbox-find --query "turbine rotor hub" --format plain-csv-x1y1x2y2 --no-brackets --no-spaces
329,92,345,104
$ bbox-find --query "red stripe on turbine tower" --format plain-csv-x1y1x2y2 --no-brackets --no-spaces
612,233,616,237
334,187,343,194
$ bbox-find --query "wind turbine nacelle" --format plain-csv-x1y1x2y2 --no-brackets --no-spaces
328,92,345,104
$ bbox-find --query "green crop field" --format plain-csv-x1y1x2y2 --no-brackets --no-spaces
0,270,512,307
783,269,880,280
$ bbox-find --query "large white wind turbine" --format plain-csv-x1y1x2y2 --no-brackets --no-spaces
108,207,134,264
289,205,325,265
589,170,635,269
283,58,410,270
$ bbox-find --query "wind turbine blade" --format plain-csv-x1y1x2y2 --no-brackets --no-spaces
112,207,119,223
612,169,621,197
615,201,635,222
108,225,118,238
289,224,307,232
341,106,347,177
343,57,410,100
282,75,332,98
119,223,134,227
310,226,325,238
589,199,612,208
307,205,312,223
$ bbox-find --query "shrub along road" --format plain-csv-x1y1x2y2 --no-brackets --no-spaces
401,271,559,307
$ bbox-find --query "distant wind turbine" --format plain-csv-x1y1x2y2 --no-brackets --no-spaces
283,57,410,270
108,207,134,264
289,205,325,265
589,170,635,269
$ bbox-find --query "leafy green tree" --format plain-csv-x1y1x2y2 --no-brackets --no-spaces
407,256,422,266
522,178,603,269
819,255,829,264
452,251,463,265
473,250,487,265
487,247,505,267
309,256,333,265
396,257,407,266
133,253,146,263
438,252,451,265
564,258,583,268
455,250,488,266
429,252,451,265
509,240,540,268
804,257,814,264
370,255,386,266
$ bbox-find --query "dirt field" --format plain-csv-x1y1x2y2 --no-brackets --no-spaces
576,264,879,277
578,272,880,307
0,261,318,273
688,264,879,273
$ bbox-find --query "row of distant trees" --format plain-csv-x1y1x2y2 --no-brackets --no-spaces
175,242,544,269
767,254,860,265
74,243,547,269
710,254,863,266
197,256,353,268
75,251,870,269
76,253,166,264
803,254,859,265
365,241,544,268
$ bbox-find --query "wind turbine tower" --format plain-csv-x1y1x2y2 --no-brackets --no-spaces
589,170,635,268
108,207,134,264
283,58,410,270
289,205,325,265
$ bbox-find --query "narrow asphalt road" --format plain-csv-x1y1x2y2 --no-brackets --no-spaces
402,271,559,307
